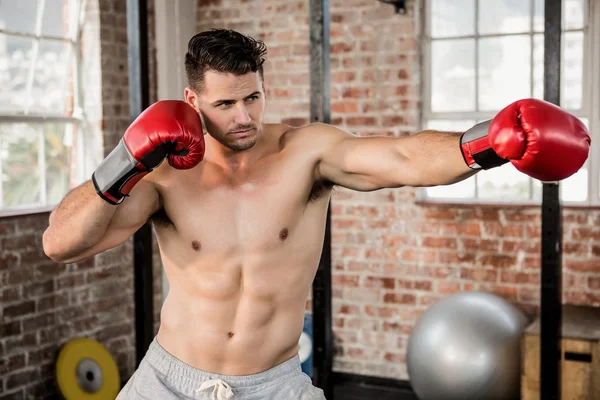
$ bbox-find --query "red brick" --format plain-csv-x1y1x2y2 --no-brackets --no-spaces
1,287,21,302
500,271,540,285
37,293,69,312
4,269,35,285
0,253,19,270
346,116,378,127
396,279,432,291
564,291,600,305
0,354,26,375
56,273,85,289
422,236,457,249
0,321,22,337
519,287,540,302
504,211,540,222
480,254,515,268
336,304,361,315
331,101,359,113
502,240,540,254
382,322,412,334
565,259,598,273
3,301,35,319
0,390,25,400
364,276,395,289
461,268,498,282
22,312,56,332
2,234,41,251
589,276,600,290
331,42,355,53
333,275,360,287
564,274,588,290
364,305,399,318
437,281,461,294
563,212,589,224
5,368,40,390
383,293,416,305
572,227,600,241
384,352,404,363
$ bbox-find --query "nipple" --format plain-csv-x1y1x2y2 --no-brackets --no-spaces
191,240,201,251
279,228,289,241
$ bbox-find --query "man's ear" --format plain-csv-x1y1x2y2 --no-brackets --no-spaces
184,87,199,111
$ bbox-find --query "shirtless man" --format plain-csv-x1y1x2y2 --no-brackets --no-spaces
42,29,590,400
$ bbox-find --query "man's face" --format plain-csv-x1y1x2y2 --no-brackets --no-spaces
186,70,266,152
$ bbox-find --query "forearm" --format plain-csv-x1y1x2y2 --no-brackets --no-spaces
401,130,477,186
43,180,118,261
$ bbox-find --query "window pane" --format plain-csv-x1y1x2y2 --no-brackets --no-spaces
561,31,583,110
533,34,544,100
44,123,73,205
0,0,39,35
564,0,585,30
561,117,588,202
431,39,475,112
478,0,531,35
0,34,35,113
534,0,585,31
31,39,73,114
0,123,74,209
534,0,544,31
430,0,475,38
42,0,73,38
425,176,476,199
561,161,588,202
477,164,531,200
478,35,531,111
425,119,476,132
1,124,41,208
533,32,584,109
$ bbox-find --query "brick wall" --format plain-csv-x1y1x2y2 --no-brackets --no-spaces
196,0,600,381
0,1,162,398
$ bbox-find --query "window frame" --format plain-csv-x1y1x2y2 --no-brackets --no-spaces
419,0,599,206
0,0,88,217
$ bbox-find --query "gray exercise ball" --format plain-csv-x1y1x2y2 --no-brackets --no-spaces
406,291,528,400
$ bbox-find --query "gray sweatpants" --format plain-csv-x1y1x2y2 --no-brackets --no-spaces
116,338,326,399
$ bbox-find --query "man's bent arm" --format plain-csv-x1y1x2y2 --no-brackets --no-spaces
43,179,158,263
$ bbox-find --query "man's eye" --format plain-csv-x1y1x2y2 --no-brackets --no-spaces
247,96,258,101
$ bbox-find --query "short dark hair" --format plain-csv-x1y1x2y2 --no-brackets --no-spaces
185,29,268,92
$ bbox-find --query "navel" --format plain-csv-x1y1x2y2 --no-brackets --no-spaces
191,240,201,251
279,228,289,241
228,332,235,339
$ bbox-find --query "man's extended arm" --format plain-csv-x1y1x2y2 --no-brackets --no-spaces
314,99,590,191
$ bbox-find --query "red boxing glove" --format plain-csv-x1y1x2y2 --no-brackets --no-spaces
461,99,591,181
92,100,205,204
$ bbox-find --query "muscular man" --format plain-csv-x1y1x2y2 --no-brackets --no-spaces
42,29,590,400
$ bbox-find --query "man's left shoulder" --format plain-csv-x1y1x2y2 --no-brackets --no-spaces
279,122,348,150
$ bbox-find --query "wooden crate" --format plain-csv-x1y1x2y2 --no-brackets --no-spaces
521,305,600,400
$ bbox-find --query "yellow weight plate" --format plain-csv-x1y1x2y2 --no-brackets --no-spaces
56,337,120,400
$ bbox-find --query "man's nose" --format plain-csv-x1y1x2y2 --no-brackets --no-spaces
234,104,251,125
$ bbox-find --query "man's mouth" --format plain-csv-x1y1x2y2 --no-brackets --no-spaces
229,128,254,135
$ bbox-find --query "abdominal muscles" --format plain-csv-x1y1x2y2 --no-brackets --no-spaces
157,248,315,375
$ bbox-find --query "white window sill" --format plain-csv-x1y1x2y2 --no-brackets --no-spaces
0,205,55,219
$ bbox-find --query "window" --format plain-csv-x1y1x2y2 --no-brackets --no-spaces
0,0,87,215
421,0,599,205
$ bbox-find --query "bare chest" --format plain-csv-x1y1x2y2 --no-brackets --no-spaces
151,157,332,254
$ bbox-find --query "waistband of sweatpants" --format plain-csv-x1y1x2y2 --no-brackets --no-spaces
144,337,304,389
